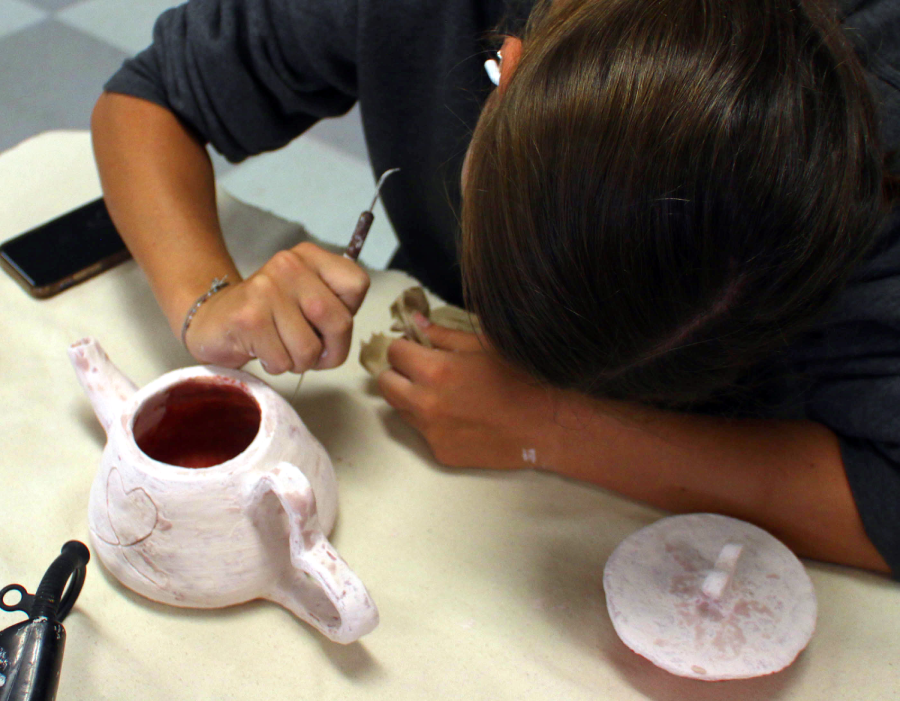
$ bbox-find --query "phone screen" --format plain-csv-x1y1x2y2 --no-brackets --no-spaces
0,198,130,297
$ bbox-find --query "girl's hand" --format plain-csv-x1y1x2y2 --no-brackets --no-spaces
377,315,559,469
378,319,892,574
184,242,369,374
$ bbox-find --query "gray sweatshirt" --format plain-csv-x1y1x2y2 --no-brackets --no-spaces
106,0,900,575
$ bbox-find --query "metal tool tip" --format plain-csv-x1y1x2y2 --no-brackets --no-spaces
370,168,401,210
377,167,401,188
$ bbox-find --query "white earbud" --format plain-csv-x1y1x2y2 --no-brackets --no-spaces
484,51,502,86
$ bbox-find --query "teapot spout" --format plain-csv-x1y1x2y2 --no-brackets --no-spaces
68,338,138,434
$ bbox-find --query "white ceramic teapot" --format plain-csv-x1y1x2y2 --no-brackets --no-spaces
68,337,378,644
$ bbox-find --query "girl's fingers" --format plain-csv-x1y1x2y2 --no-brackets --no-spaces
267,247,358,369
385,338,444,385
413,313,487,352
295,285,354,369
268,293,324,373
185,242,369,372
378,367,423,424
292,241,371,313
231,310,294,375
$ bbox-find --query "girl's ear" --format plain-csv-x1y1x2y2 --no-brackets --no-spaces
498,37,523,94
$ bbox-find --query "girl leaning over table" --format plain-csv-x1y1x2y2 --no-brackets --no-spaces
91,0,900,577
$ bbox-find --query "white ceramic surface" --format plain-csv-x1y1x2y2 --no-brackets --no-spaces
68,337,378,644
604,513,817,681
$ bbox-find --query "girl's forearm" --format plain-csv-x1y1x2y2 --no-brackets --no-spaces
91,92,241,335
545,392,890,573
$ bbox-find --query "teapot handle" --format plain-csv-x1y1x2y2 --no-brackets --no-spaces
244,463,379,644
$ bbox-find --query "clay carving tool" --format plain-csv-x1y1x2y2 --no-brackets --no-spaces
290,167,400,401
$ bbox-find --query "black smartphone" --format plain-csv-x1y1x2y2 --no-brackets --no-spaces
0,197,131,299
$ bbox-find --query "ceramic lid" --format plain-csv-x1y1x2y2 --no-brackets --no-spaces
603,513,817,681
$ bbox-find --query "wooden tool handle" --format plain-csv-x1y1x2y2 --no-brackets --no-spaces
344,211,375,261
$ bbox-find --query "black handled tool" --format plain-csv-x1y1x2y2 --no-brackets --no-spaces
0,541,90,701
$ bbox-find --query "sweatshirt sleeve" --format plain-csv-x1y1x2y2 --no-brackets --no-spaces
817,0,900,577
104,0,359,162
794,208,900,578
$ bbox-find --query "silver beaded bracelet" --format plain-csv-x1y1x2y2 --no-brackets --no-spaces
180,275,231,347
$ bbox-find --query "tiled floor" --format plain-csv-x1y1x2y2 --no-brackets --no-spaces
0,0,399,268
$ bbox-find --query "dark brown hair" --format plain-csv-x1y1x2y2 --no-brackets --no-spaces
462,0,888,407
